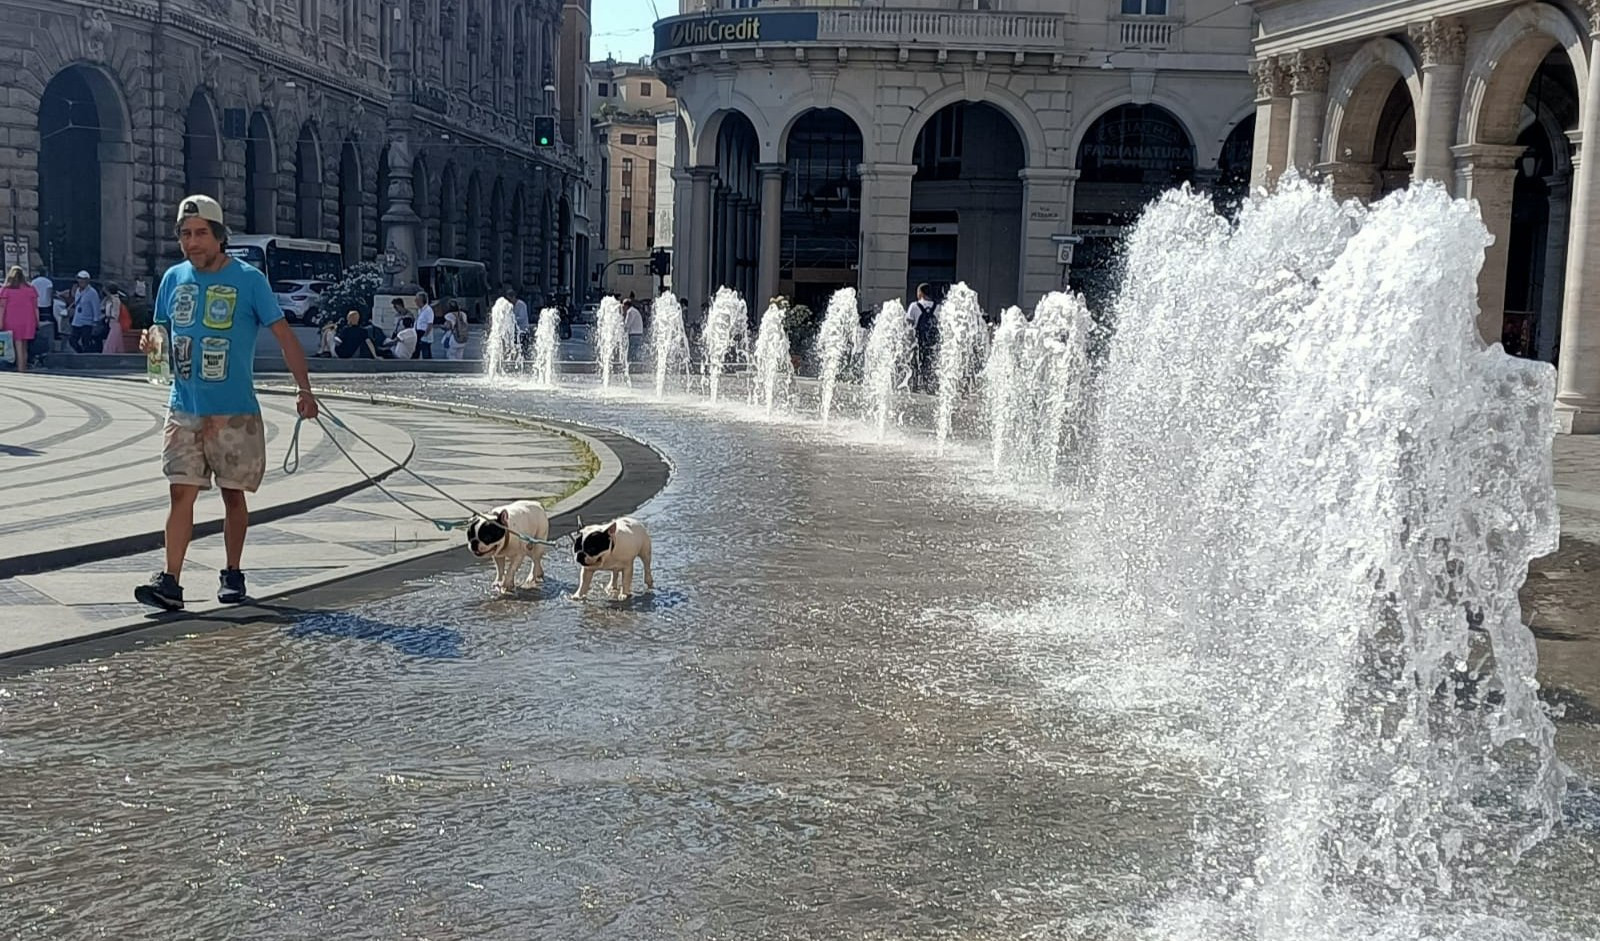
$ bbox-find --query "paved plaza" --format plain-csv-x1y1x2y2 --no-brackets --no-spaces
0,373,611,656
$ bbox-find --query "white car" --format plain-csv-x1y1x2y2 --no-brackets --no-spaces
273,279,334,324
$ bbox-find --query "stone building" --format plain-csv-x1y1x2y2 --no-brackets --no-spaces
1248,0,1600,433
0,0,581,304
561,0,595,304
590,58,673,300
653,0,1257,315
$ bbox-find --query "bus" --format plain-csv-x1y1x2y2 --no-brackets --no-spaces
417,257,491,323
226,235,343,284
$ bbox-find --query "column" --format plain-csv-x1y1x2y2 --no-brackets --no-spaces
744,199,760,301
1410,19,1467,190
1250,56,1292,190
1539,174,1573,362
685,167,714,315
98,137,136,283
1017,167,1080,304
856,162,917,307
1452,143,1525,343
1558,11,1600,431
719,187,738,292
757,163,785,305
1286,51,1330,175
380,133,423,288
1317,161,1378,202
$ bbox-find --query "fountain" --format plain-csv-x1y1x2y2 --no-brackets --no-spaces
860,299,913,440
1077,180,1565,934
750,302,793,414
702,287,748,403
594,296,627,389
650,292,692,399
932,282,989,451
814,287,859,425
979,291,1094,482
483,298,522,381
529,306,560,388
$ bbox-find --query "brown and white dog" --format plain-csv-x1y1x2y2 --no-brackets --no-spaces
570,516,653,600
465,500,550,594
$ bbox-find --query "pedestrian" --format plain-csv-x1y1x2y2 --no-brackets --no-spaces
133,193,317,611
624,294,645,366
385,315,419,360
413,291,435,359
905,283,938,393
29,268,54,355
0,266,40,372
100,285,130,354
70,271,101,353
440,301,469,360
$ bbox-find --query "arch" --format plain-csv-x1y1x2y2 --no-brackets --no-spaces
465,169,483,266
183,87,223,201
339,138,363,267
511,183,528,289
773,94,874,163
1458,2,1590,147
438,162,461,258
295,122,324,238
777,107,866,307
1323,38,1423,165
1066,93,1206,171
373,142,391,260
245,109,277,233
488,176,506,287
37,63,134,279
897,83,1048,167
411,151,431,256
691,103,771,166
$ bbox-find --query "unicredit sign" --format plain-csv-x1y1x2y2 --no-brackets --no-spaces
655,11,820,53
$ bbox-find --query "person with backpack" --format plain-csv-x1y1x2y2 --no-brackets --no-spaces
905,283,939,393
441,300,470,360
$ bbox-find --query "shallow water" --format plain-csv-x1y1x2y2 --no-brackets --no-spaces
1,375,1596,940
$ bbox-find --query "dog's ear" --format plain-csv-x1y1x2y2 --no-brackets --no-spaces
496,509,508,525
605,521,617,535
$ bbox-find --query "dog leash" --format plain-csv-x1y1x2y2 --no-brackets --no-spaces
282,394,572,548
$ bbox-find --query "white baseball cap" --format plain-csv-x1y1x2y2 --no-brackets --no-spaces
176,194,225,226
76,270,90,279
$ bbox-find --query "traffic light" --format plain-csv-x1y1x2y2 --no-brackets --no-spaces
650,249,671,277
533,115,555,147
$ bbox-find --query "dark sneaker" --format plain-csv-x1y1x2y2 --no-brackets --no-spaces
134,572,185,611
218,568,248,604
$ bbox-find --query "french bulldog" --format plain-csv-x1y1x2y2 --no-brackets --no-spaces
571,516,654,600
466,500,550,594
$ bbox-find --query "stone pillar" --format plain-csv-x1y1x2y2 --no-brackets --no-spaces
1452,143,1525,344
1287,51,1330,175
1018,167,1080,304
380,134,423,288
685,167,714,314
1410,19,1467,191
1558,9,1600,431
1318,161,1378,202
98,137,136,284
1539,174,1573,362
757,163,785,305
744,199,760,301
1250,57,1292,190
856,162,917,307
720,187,738,293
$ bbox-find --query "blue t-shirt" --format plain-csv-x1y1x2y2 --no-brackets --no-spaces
154,259,284,415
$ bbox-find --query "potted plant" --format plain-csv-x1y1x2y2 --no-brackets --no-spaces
783,300,818,373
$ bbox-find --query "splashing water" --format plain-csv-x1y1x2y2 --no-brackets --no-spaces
979,291,1095,482
1075,180,1566,938
751,302,793,415
594,296,628,389
529,306,560,388
702,287,749,403
932,282,989,450
651,292,693,400
483,298,523,381
814,287,859,426
861,300,913,440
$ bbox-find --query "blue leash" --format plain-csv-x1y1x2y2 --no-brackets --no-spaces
282,397,568,548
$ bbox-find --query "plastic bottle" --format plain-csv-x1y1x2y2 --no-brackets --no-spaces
146,324,171,386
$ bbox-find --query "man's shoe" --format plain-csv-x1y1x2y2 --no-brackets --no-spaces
218,568,248,604
134,572,185,611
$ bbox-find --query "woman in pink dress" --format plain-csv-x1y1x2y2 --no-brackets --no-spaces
0,265,40,372
101,287,128,354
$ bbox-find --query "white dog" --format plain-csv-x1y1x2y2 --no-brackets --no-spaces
570,516,653,600
465,501,550,593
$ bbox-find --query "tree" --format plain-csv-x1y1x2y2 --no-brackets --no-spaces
316,261,386,322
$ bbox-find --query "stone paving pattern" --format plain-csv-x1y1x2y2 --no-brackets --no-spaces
0,375,595,652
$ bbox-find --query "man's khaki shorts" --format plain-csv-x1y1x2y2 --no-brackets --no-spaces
162,412,267,493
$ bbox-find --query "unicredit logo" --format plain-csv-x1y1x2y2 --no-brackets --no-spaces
670,16,762,47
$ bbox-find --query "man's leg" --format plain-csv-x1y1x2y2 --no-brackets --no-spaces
220,488,248,570
164,484,202,578
211,415,266,603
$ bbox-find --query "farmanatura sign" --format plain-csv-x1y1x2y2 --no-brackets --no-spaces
655,12,820,53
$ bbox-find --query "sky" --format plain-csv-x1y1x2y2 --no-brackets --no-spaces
590,0,662,64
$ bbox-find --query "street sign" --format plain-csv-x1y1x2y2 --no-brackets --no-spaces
1056,243,1075,265
2,235,27,273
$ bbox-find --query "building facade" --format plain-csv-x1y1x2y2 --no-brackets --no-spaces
561,0,595,304
1249,0,1600,433
0,0,580,304
654,0,1257,315
590,59,673,299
